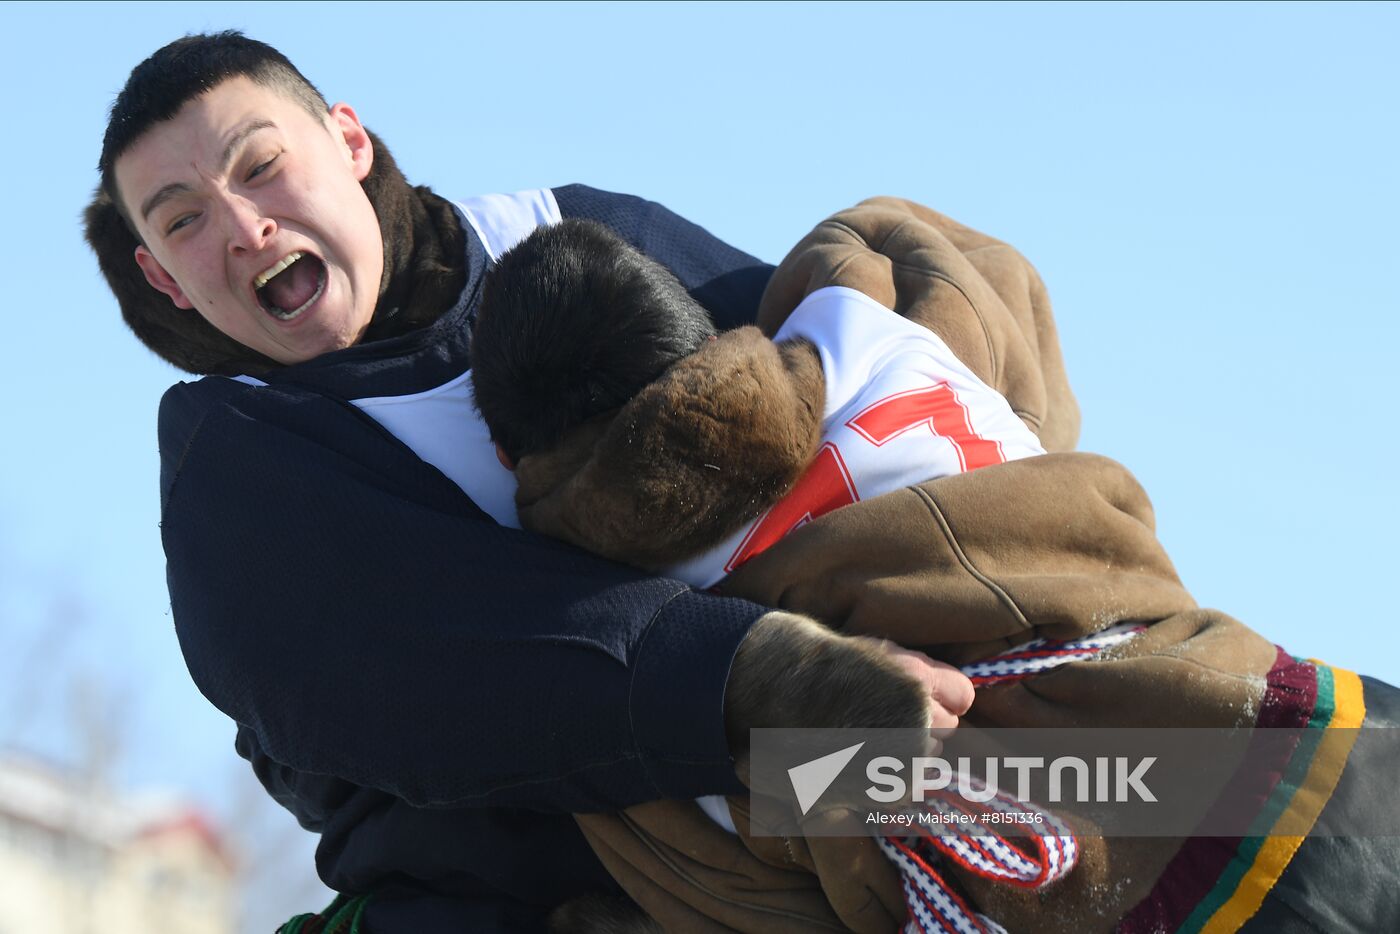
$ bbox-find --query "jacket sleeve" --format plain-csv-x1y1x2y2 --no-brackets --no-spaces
159,376,761,813
755,197,1081,453
551,184,773,331
720,452,1197,664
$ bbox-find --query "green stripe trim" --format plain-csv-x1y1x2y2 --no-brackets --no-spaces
323,893,372,934
1175,663,1337,933
277,894,373,934
1246,664,1336,833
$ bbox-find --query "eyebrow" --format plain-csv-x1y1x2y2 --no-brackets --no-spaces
138,119,278,222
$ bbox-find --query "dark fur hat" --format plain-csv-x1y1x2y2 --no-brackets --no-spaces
470,219,717,462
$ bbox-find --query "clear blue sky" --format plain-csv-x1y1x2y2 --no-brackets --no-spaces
1,0,1396,843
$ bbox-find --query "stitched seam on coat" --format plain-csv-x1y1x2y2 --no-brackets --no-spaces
823,251,866,286
445,590,722,805
883,217,1000,387
160,389,225,517
628,585,701,798
161,380,271,517
438,753,647,806
617,811,850,931
887,259,1000,387
821,220,1002,387
911,485,1030,630
1013,407,1044,429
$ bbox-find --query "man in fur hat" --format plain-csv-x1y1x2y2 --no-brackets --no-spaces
465,202,1400,934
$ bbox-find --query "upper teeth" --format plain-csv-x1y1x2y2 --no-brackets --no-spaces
254,252,304,289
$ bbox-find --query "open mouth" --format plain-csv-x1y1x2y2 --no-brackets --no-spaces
253,252,327,321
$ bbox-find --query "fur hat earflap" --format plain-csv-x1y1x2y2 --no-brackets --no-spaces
84,129,420,376
84,184,281,376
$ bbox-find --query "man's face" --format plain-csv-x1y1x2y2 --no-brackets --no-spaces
116,76,384,365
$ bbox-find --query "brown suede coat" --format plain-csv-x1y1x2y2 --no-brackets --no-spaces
520,200,1287,933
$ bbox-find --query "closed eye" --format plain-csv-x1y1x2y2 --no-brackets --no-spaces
167,213,199,235
247,155,278,181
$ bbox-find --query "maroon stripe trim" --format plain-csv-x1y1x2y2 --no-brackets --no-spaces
1115,647,1317,932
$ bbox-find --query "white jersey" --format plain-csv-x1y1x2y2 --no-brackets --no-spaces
666,285,1046,590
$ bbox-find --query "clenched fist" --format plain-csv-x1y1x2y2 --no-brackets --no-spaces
723,611,975,756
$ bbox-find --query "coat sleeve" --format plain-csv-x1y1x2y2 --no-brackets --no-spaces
720,452,1198,663
552,184,774,331
159,376,762,812
755,197,1081,453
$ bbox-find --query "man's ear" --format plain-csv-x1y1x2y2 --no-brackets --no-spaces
329,103,374,182
133,246,194,310
495,442,515,471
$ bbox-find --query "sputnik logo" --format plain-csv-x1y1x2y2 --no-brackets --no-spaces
787,742,866,815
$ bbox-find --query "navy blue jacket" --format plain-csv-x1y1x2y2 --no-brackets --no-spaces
157,186,774,930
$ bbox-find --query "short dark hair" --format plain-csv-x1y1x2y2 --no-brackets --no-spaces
98,31,328,226
471,219,717,463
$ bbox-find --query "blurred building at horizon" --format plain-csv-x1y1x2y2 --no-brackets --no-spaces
0,756,236,934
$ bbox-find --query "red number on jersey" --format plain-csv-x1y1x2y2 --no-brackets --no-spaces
724,443,857,574
724,382,1004,572
847,384,1005,472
